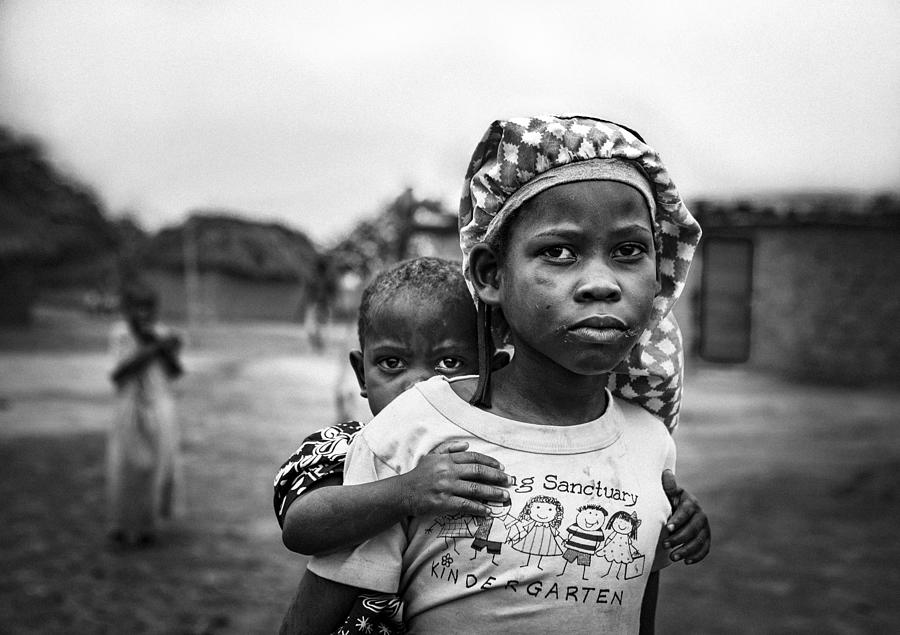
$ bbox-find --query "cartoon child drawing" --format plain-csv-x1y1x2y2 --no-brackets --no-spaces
597,511,643,580
557,504,608,580
426,512,477,554
469,499,518,566
510,495,564,570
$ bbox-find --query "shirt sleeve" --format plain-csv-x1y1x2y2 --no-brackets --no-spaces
305,431,408,594
272,421,362,527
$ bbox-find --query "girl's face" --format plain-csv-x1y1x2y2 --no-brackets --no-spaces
612,515,633,534
529,501,558,522
496,180,657,376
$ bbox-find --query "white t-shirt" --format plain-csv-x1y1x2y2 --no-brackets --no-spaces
309,376,675,634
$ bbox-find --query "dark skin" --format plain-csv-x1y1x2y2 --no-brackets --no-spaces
280,205,711,630
467,181,710,632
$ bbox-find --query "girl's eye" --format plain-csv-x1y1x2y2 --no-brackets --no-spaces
613,243,649,260
376,357,406,371
436,357,464,372
540,245,576,261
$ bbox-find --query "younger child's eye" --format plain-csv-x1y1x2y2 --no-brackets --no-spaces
376,357,407,371
436,357,465,373
540,246,577,262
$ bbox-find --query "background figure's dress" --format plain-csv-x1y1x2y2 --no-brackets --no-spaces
107,321,182,541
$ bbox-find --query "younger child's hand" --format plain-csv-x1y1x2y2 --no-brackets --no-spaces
399,441,510,518
661,469,711,565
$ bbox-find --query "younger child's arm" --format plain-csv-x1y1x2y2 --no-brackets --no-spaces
661,469,711,564
283,441,510,555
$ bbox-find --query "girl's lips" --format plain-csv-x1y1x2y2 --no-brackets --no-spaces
568,326,626,344
570,315,629,330
567,315,630,343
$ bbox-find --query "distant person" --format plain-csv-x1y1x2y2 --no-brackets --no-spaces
107,280,183,547
272,257,709,633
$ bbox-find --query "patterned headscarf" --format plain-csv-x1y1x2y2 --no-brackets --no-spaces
458,115,701,430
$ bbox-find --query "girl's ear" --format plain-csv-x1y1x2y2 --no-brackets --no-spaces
468,243,502,306
348,350,367,398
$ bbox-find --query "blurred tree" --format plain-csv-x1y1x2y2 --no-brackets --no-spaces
326,188,448,280
0,126,120,321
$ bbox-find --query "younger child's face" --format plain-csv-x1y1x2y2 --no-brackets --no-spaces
350,292,479,416
496,180,658,377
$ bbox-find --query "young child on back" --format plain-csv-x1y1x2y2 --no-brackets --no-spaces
299,115,707,633
274,257,511,633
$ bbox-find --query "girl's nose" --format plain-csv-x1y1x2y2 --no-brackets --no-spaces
574,263,622,303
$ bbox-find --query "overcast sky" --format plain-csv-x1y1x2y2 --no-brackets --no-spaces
2,1,898,243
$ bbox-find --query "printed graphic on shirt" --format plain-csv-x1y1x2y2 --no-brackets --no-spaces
426,470,651,608
425,513,478,554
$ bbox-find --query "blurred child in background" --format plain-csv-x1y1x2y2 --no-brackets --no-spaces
107,279,183,547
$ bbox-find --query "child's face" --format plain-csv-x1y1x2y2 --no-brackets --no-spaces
125,301,157,335
350,292,479,416
575,508,605,530
529,501,558,523
496,180,657,376
612,515,633,534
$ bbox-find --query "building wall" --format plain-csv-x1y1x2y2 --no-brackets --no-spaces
144,269,307,323
689,225,900,384
751,225,900,383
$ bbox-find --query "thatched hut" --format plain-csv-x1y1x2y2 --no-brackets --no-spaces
140,213,322,322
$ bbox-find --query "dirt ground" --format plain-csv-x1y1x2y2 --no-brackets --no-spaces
1,309,898,634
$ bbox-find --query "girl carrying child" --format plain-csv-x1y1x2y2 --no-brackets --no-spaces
276,115,709,633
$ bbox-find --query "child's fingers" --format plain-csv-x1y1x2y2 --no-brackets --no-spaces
661,469,683,505
664,512,707,549
431,441,470,454
449,450,505,472
664,499,696,534
454,463,510,486
452,479,510,505
670,525,711,564
445,496,492,517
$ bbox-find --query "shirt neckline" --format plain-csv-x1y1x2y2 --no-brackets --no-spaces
414,376,623,454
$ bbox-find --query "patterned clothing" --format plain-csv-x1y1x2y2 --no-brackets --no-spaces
274,423,404,635
273,421,361,527
563,524,605,554
457,115,702,430
598,532,637,565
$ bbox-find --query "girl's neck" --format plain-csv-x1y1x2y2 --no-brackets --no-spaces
485,355,610,427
